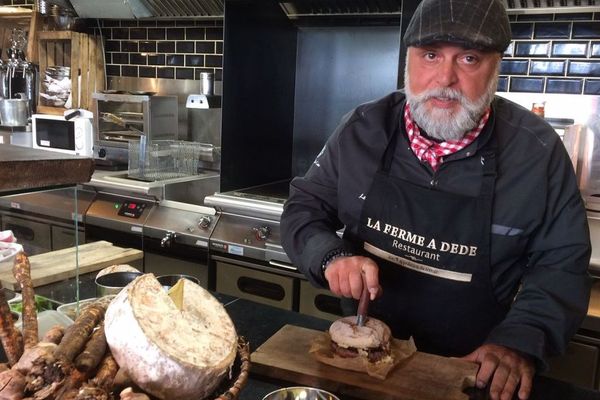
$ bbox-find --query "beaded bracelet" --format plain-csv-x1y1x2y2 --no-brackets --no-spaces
321,249,354,275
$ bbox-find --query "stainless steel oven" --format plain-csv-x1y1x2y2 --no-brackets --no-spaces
84,192,215,287
206,181,343,320
92,92,178,167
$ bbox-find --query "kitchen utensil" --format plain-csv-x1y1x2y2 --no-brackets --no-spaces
199,72,214,96
262,387,340,400
356,284,369,326
157,274,200,290
0,94,30,126
95,271,143,297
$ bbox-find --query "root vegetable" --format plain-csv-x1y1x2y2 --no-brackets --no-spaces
13,343,56,376
74,326,106,374
13,252,37,350
110,369,131,393
91,354,118,390
24,357,68,395
52,369,86,400
73,385,110,400
0,287,23,366
41,327,65,346
54,304,106,363
0,369,25,400
119,388,149,400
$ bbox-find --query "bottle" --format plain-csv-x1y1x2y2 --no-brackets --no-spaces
531,101,546,118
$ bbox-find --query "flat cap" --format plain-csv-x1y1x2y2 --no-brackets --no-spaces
403,0,512,53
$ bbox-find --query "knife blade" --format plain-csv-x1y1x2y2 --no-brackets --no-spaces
356,284,370,326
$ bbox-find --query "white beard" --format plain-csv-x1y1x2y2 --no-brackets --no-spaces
404,64,500,142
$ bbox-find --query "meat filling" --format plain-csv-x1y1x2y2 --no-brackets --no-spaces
331,341,390,363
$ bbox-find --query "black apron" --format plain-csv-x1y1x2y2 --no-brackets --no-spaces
347,117,508,357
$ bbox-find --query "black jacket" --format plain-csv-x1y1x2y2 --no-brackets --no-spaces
281,91,592,366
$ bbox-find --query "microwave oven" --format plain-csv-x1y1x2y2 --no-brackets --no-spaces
32,112,94,157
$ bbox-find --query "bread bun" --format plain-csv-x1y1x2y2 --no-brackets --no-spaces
329,316,391,350
96,264,140,279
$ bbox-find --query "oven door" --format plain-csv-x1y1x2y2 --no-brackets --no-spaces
143,236,210,288
211,252,344,319
33,116,77,153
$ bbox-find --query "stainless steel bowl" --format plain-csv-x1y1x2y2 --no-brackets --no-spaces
95,271,143,297
157,274,200,290
262,387,340,400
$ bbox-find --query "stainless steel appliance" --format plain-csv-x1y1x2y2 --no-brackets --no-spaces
0,29,36,125
0,187,94,255
84,192,216,286
92,92,178,167
205,180,343,320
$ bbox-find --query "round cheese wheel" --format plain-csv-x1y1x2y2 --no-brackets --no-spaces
105,274,237,400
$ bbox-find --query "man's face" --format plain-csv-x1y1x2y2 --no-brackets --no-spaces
404,44,501,141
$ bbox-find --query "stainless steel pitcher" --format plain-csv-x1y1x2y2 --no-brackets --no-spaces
0,93,30,126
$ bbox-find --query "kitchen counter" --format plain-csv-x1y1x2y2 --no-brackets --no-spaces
87,168,220,205
225,296,600,400
0,144,94,193
17,275,600,400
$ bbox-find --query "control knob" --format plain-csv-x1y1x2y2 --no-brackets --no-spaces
253,226,271,241
198,216,212,229
161,231,176,248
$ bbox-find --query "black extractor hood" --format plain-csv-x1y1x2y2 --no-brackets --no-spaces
502,0,598,14
70,0,223,18
279,0,402,17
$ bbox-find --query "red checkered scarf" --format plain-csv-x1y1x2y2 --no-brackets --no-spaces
404,104,490,171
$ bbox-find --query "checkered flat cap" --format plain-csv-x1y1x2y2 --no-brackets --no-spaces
403,0,511,53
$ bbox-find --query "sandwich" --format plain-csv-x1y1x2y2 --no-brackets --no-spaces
328,316,392,364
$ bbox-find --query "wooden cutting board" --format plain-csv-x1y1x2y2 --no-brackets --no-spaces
251,324,478,400
0,241,143,290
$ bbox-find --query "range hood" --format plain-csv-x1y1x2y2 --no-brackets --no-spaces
70,0,223,18
279,0,402,18
502,0,598,14
69,0,596,19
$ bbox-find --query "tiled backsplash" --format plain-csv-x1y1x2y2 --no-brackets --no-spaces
94,19,224,81
500,12,600,95
2,2,599,92
2,0,34,6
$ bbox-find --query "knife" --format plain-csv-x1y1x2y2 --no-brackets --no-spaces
356,284,370,326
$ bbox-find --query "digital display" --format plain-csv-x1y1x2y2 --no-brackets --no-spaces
118,201,147,218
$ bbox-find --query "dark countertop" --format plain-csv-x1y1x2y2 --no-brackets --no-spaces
0,144,94,193
22,276,600,400
220,295,600,400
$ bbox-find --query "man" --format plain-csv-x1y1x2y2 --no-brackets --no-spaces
280,0,592,399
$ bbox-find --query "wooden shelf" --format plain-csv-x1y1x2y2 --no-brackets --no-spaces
37,30,105,113
0,144,94,194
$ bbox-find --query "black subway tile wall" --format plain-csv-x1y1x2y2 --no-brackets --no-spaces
2,6,597,88
1,0,34,6
97,19,223,81
501,11,600,94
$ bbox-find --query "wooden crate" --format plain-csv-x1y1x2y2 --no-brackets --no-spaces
37,30,105,115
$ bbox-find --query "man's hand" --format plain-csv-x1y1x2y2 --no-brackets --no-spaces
324,255,381,300
462,344,535,400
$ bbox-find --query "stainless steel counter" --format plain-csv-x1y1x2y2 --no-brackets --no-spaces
88,169,219,205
